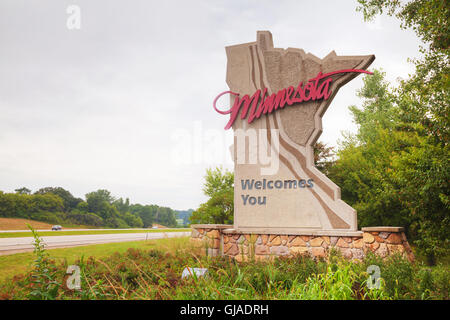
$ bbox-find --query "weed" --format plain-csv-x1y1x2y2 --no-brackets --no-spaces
25,225,61,300
0,236,448,300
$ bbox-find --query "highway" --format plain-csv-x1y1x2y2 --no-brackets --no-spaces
0,231,191,255
0,228,175,233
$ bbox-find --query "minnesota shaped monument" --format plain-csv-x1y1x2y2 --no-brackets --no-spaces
215,31,374,235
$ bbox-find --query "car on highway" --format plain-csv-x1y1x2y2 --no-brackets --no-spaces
51,225,62,231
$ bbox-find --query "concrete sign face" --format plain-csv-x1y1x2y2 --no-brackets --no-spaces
214,31,374,235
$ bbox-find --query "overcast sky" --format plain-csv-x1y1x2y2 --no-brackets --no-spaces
0,0,422,210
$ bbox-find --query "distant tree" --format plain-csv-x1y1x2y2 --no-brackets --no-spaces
130,204,157,228
0,192,14,217
35,187,82,212
66,210,104,227
105,217,128,229
0,186,194,230
190,167,234,225
85,190,115,216
86,190,115,204
114,198,130,214
30,193,64,213
155,207,177,227
15,187,31,195
123,212,144,228
175,209,194,226
75,201,89,212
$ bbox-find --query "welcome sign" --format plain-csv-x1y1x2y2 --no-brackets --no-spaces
214,31,374,235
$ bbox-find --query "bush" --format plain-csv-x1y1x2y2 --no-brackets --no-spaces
66,211,104,227
28,211,65,225
104,217,129,229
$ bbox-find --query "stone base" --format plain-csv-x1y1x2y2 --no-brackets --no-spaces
190,224,414,262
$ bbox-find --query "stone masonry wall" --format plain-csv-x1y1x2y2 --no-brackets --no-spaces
190,224,232,257
190,225,414,263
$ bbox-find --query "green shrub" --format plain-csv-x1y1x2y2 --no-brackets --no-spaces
25,225,61,300
66,211,104,227
430,265,450,300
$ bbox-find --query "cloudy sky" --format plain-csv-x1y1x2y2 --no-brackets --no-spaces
0,0,422,210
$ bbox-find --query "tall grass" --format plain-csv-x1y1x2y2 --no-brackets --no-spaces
0,235,448,300
25,225,61,300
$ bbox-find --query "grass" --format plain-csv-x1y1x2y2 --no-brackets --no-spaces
0,237,187,283
0,234,448,300
0,228,190,238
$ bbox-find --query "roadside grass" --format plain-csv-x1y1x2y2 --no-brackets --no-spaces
0,237,188,284
0,233,448,300
0,228,190,238
59,224,99,229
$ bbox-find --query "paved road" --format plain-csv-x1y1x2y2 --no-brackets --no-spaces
0,231,191,255
0,228,177,233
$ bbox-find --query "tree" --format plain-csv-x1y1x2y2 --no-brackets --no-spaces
357,0,449,144
175,209,194,226
155,207,177,227
0,187,189,230
66,211,104,227
30,193,64,213
75,201,89,212
329,69,449,264
113,198,130,214
190,167,234,225
15,187,31,195
130,204,156,228
85,189,115,204
85,190,115,216
123,212,144,228
35,187,82,212
0,192,14,217
355,0,449,265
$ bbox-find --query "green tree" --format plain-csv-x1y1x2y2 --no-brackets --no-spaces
357,0,449,144
85,190,115,216
0,192,14,217
15,187,31,195
113,198,130,214
129,204,156,228
123,212,144,228
155,207,177,227
329,70,449,264
355,0,450,265
190,167,234,225
75,201,89,212
66,211,104,227
30,193,64,213
35,187,82,212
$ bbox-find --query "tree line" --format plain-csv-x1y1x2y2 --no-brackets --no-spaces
0,187,179,229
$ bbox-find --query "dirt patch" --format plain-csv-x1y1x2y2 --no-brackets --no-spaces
0,218,52,230
151,223,169,229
